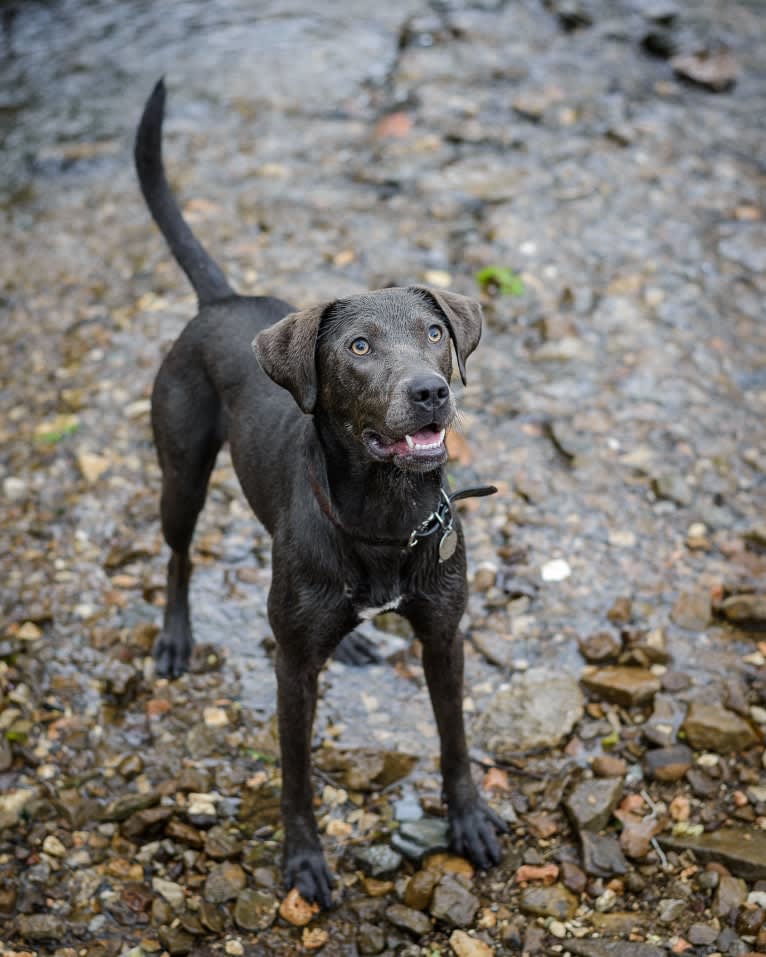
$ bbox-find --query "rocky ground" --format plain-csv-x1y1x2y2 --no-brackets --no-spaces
1,0,766,955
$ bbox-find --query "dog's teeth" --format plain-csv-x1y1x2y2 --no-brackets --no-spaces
405,434,414,449
439,429,446,443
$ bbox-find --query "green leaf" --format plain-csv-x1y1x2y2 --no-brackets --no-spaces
475,265,525,297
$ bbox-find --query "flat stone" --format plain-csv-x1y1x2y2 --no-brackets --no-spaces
652,474,692,506
203,862,247,903
687,922,718,946
385,903,432,936
234,888,278,931
520,882,578,920
565,778,623,832
449,930,494,957
720,592,766,626
581,832,628,878
591,912,648,936
643,744,693,781
102,790,160,823
566,942,665,957
657,897,685,924
354,844,403,877
683,702,757,753
670,588,711,631
121,805,173,840
429,874,479,928
591,755,627,778
643,693,685,748
581,667,660,707
714,875,748,916
392,817,450,862
472,668,584,757
357,921,386,955
152,877,185,910
658,826,766,879
18,914,64,942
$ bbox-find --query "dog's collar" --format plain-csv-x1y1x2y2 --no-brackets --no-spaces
307,463,496,559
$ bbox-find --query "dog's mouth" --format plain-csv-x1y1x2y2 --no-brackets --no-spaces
363,424,448,468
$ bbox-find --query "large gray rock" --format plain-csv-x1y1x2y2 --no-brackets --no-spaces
472,669,584,757
682,702,757,753
659,826,766,880
565,778,623,832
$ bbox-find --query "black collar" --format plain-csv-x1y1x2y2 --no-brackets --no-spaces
307,462,496,558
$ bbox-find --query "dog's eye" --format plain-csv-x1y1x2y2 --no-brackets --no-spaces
350,337,370,356
428,324,443,343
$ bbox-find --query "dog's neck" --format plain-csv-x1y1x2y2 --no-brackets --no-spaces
310,415,443,541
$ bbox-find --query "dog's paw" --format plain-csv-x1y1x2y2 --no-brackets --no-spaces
153,629,191,679
284,848,335,910
450,800,507,871
332,630,381,666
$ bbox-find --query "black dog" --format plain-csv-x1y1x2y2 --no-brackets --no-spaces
134,79,505,907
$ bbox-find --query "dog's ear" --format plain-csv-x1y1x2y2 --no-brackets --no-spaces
411,287,483,385
252,303,331,414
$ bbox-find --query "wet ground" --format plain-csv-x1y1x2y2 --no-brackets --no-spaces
2,1,766,955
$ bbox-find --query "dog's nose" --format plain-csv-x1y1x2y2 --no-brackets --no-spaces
407,375,449,412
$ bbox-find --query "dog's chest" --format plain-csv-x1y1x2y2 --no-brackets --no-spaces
346,576,404,623
356,595,402,621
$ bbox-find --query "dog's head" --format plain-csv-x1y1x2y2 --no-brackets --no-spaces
252,286,482,473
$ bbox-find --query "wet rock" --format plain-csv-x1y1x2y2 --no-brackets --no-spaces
720,592,766,627
581,666,660,707
429,874,479,928
643,743,693,781
591,912,648,935
643,694,685,748
354,844,403,877
736,903,765,935
659,826,766,879
560,859,587,895
18,913,64,942
205,825,243,859
102,790,160,823
687,768,718,798
683,702,757,753
386,902,432,936
472,668,584,757
166,817,204,848
121,805,173,840
579,630,622,664
715,874,748,917
152,877,185,911
199,899,225,934
568,944,665,957
233,888,278,931
520,882,578,920
624,627,670,666
651,474,692,506
203,862,247,903
357,921,386,954
404,868,440,910
0,788,35,828
671,49,739,92
671,589,712,631
449,930,494,957
581,832,628,877
657,897,685,924
158,925,195,956
566,778,623,832
688,922,718,946
391,817,450,862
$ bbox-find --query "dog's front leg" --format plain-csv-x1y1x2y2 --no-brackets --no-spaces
419,622,507,869
274,645,334,909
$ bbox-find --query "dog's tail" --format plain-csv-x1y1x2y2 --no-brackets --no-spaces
134,78,234,307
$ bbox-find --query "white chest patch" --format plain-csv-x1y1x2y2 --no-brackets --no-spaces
357,597,401,621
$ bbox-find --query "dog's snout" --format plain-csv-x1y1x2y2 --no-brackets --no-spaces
407,374,449,412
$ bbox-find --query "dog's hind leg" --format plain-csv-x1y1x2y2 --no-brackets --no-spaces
151,355,224,678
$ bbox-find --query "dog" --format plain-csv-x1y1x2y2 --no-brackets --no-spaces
134,78,505,908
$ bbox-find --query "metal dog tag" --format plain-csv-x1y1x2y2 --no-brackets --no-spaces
438,526,458,562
